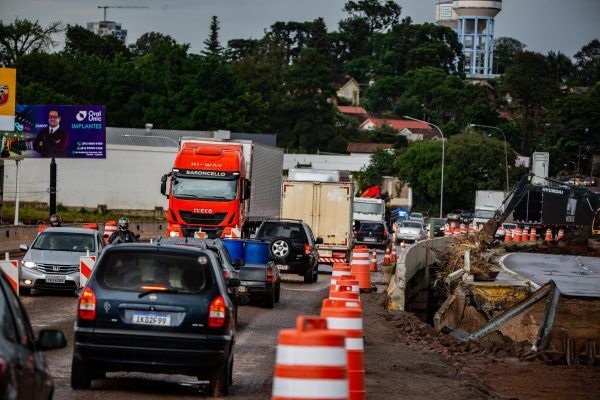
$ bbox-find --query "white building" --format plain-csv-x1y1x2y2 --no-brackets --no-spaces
87,21,128,42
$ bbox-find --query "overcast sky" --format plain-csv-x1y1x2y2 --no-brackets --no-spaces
1,0,599,57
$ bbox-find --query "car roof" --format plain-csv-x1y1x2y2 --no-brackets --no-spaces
104,242,208,255
39,227,97,234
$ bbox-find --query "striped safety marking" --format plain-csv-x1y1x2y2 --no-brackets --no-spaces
272,378,348,399
276,345,347,366
331,270,351,277
346,337,365,351
319,258,347,264
79,256,97,288
326,317,363,331
0,260,19,294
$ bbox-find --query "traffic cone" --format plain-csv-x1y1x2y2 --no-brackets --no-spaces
390,243,397,263
383,246,391,265
529,227,537,242
513,227,522,243
369,249,377,272
557,229,565,240
544,228,553,241
272,316,348,400
521,227,529,242
504,229,513,243
322,299,365,400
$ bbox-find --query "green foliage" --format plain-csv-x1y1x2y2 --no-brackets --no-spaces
574,39,600,86
202,16,224,58
493,37,526,74
64,25,130,60
0,18,63,66
353,148,397,192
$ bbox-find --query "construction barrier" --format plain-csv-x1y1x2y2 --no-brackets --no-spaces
545,228,553,241
369,249,377,272
322,299,365,400
272,316,348,400
103,220,117,243
82,222,99,230
521,227,529,243
330,276,360,297
37,225,48,234
79,256,97,288
330,284,361,303
513,227,522,243
529,227,537,242
557,229,565,240
504,229,513,243
330,263,352,294
350,247,372,291
0,258,19,294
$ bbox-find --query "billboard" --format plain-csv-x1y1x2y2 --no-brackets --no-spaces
0,68,16,131
1,105,106,159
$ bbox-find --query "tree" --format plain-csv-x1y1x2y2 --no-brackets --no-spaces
493,37,526,74
574,39,600,86
353,148,397,192
226,38,260,61
130,32,177,56
501,51,556,109
202,16,224,57
0,18,63,66
64,25,129,60
546,50,574,85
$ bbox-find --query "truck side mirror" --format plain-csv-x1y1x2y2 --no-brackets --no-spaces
160,174,169,198
243,179,251,200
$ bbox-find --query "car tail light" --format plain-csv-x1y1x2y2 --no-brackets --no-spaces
304,244,311,255
223,269,230,278
78,287,96,321
208,295,226,328
141,285,166,291
266,266,274,282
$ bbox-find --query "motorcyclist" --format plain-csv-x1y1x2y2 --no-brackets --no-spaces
108,217,139,244
49,214,62,227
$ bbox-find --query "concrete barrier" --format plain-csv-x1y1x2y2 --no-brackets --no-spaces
0,222,167,253
386,237,450,311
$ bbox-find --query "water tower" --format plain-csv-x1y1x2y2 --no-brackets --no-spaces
435,1,458,30
436,1,502,77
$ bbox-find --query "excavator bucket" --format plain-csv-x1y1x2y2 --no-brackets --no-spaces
482,219,500,238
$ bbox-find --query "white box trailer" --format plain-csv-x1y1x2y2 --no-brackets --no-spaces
281,180,354,264
474,190,510,225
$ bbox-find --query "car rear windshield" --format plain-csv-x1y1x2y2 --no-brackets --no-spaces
410,213,423,218
32,232,95,252
257,222,307,243
400,222,422,228
359,223,384,232
97,252,213,293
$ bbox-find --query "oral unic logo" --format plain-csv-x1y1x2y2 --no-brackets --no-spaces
76,110,88,121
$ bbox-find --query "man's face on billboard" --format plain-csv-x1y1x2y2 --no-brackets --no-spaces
48,111,60,128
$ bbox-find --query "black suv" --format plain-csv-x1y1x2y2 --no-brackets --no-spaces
72,243,238,397
0,271,66,400
255,219,322,283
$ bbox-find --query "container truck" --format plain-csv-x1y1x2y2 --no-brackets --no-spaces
474,190,509,225
280,169,354,264
160,136,283,238
353,197,385,223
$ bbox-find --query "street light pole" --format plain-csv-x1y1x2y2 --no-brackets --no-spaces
469,124,509,192
404,116,445,218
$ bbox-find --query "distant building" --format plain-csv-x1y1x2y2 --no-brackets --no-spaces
335,75,361,106
346,142,394,156
87,21,128,42
435,0,502,78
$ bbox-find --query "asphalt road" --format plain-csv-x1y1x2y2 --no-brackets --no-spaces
22,272,332,399
503,252,600,298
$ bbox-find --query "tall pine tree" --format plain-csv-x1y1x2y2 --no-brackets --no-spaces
202,16,223,57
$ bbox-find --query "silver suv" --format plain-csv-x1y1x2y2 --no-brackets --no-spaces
19,227,104,295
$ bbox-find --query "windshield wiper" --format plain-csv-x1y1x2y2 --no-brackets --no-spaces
138,288,181,298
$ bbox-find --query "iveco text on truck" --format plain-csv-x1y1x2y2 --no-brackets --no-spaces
161,135,283,238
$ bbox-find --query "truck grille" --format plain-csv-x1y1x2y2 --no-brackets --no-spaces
37,264,79,274
179,211,227,225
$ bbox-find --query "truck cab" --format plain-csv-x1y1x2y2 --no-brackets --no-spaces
161,141,251,238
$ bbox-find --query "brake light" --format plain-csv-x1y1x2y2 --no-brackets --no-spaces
304,244,311,255
78,287,96,321
208,295,226,328
223,269,230,278
141,285,166,291
266,266,274,282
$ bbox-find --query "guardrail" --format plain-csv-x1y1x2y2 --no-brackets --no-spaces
0,222,167,253
386,237,450,310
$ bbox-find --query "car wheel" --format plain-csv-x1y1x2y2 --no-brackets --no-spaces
228,355,234,387
311,265,318,283
70,357,92,390
269,237,293,262
303,267,313,284
263,288,275,308
274,284,281,303
20,287,31,296
210,359,229,397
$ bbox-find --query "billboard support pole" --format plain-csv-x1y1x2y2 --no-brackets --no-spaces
14,159,20,225
50,158,56,216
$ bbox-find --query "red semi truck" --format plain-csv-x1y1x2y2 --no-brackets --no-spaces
160,136,283,238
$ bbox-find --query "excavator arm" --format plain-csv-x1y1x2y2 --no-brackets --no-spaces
482,174,535,236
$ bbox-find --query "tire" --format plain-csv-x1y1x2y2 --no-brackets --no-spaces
70,357,92,390
303,267,313,284
311,266,318,283
210,359,229,397
228,355,234,387
263,288,275,308
274,284,281,303
269,237,293,262
20,287,31,296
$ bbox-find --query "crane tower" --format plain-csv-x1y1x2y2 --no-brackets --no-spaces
435,1,502,78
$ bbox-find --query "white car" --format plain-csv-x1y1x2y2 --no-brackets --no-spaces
409,212,425,224
394,221,426,243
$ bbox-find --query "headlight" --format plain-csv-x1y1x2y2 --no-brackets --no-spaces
169,231,180,237
22,261,36,269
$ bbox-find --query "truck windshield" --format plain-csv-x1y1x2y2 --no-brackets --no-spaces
172,177,238,201
354,202,383,215
475,210,495,219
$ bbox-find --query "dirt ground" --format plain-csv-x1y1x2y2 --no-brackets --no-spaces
362,292,600,400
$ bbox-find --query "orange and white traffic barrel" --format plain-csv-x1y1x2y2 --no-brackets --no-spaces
321,299,365,400
331,276,360,297
350,247,371,291
330,284,361,303
529,227,537,242
544,228,553,241
37,225,49,234
557,229,565,240
103,220,117,243
504,229,513,243
272,316,348,400
513,227,522,243
82,222,99,230
521,227,529,243
330,263,352,293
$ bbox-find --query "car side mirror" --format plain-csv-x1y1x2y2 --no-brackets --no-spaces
233,259,245,268
315,237,324,245
36,329,67,351
19,244,28,252
228,278,241,288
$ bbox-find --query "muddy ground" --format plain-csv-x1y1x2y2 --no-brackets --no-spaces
363,292,600,400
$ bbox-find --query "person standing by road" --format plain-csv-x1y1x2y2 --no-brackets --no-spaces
33,108,69,157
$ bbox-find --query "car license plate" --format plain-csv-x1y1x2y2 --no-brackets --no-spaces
238,286,247,293
277,265,289,271
131,313,171,326
46,275,65,284
364,238,376,242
